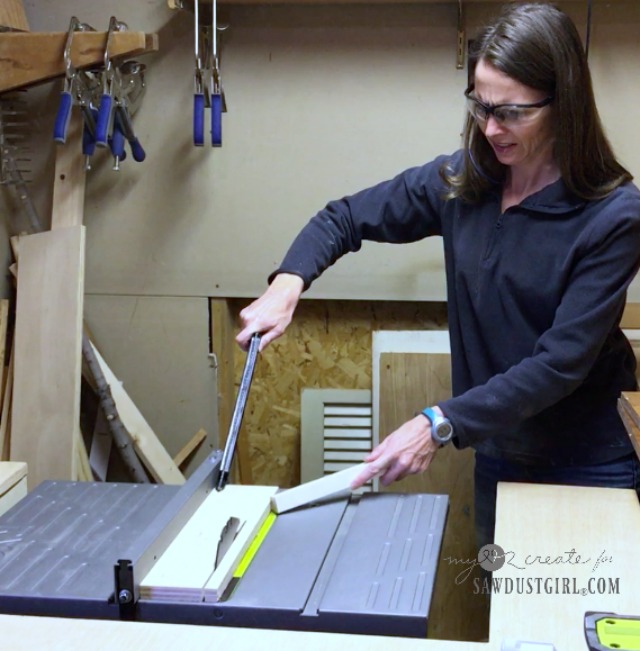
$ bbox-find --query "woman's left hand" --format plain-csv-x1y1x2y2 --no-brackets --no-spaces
350,415,440,488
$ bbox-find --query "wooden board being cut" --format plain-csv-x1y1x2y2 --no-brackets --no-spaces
270,462,374,514
140,485,278,603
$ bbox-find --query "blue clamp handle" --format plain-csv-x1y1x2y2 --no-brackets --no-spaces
211,93,222,147
193,93,205,147
95,94,114,148
114,110,146,162
109,121,126,161
128,137,146,162
53,91,73,144
82,108,99,157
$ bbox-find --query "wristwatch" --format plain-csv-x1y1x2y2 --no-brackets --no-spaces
421,407,454,446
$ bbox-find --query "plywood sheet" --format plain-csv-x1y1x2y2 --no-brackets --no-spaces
10,226,85,488
140,484,278,603
492,482,640,651
224,299,448,489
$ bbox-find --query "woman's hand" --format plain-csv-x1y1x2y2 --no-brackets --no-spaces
236,273,304,351
351,414,440,488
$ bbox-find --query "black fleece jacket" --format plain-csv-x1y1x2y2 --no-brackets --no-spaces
271,150,640,466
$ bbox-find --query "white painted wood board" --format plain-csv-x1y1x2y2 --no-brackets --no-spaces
0,476,26,517
90,342,185,485
141,484,277,603
10,226,85,489
0,461,27,496
271,462,378,514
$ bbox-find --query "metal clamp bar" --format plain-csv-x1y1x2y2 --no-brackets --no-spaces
217,333,261,490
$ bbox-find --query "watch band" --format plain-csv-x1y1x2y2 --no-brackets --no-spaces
421,407,439,427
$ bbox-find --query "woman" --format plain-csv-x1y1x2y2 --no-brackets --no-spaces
236,3,640,548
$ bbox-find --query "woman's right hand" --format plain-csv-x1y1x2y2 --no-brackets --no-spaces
236,273,304,351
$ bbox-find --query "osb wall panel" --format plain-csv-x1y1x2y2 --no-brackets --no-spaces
223,299,448,488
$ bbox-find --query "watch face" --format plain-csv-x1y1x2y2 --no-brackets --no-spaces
435,421,453,440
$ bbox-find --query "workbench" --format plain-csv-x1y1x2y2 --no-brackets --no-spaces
1,480,638,650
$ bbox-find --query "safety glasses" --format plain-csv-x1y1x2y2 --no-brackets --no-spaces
464,87,553,127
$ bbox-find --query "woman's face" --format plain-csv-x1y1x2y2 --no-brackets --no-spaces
472,59,555,173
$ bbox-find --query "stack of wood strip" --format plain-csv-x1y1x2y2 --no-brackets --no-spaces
140,485,277,602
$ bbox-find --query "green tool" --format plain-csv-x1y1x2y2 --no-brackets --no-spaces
585,612,640,650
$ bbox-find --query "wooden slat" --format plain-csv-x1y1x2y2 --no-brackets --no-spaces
90,342,185,485
378,351,486,642
323,416,373,427
141,485,277,602
173,428,208,468
324,427,372,439
0,31,159,93
0,0,29,31
10,226,85,489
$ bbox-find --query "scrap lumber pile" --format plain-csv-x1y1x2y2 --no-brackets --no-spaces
0,103,199,490
1,223,192,488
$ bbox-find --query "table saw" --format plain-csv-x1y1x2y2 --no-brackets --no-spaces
0,452,448,638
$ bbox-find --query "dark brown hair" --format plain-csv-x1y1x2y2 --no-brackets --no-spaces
443,2,632,202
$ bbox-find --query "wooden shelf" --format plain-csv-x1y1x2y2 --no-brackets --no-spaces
0,30,159,94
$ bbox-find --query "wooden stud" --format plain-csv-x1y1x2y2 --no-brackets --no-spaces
0,31,159,94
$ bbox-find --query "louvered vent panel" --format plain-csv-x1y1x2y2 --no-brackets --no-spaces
323,403,373,492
